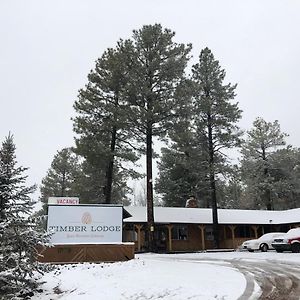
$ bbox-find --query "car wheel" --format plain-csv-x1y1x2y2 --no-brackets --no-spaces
275,249,283,253
260,243,268,252
291,243,300,253
248,249,254,252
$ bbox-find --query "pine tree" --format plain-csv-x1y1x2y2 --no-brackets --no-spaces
191,48,242,247
155,97,211,208
120,24,191,250
73,46,139,204
269,147,300,209
241,118,288,210
40,148,82,211
156,145,211,207
217,165,244,209
0,134,49,298
77,159,132,205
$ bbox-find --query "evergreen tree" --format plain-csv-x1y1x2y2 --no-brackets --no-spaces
73,46,139,204
191,48,242,247
120,24,191,250
156,145,211,207
217,165,244,209
40,148,82,211
241,118,288,210
155,103,211,208
0,134,49,298
156,80,211,208
77,159,132,205
269,147,300,209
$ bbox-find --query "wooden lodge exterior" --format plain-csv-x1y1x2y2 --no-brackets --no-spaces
122,207,300,252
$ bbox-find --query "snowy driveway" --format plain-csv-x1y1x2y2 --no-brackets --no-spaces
32,252,300,300
147,252,300,300
231,258,300,299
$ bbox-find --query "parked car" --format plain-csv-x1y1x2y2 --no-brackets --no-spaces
241,232,285,252
271,228,300,253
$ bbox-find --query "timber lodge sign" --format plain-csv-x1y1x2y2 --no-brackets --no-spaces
47,205,123,244
48,225,121,232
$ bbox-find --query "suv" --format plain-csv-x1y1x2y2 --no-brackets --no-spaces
271,228,300,253
241,232,285,252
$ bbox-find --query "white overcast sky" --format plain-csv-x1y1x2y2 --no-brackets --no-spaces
1,0,300,198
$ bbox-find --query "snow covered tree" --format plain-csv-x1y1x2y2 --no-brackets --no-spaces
241,118,288,210
191,48,242,247
40,148,82,211
217,165,245,209
269,147,300,209
73,46,140,204
0,134,49,298
155,90,211,208
120,24,191,250
76,159,132,205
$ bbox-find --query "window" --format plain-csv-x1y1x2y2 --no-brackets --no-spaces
171,225,188,240
205,226,214,241
235,225,252,238
123,224,137,242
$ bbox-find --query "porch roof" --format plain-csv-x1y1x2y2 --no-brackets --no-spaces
124,206,300,225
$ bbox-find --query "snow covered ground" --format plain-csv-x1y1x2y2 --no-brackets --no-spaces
32,251,300,300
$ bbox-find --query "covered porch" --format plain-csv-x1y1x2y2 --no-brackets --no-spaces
123,222,293,252
122,206,300,252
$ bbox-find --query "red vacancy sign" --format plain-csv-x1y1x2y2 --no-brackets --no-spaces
48,197,79,205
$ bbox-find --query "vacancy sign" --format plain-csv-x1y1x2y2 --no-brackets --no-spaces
48,197,79,205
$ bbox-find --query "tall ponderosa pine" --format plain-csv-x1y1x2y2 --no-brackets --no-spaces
121,24,191,250
40,148,82,211
241,118,288,210
73,47,139,204
191,48,242,247
156,82,211,207
0,134,49,298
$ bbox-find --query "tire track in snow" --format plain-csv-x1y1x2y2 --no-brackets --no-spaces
148,255,300,299
227,259,300,300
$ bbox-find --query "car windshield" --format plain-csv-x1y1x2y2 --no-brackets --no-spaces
286,228,300,238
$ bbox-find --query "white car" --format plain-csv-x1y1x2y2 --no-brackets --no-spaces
241,232,285,252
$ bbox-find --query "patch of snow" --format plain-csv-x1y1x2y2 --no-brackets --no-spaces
32,254,246,300
32,251,300,300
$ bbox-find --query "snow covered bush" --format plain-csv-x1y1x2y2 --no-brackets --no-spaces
0,134,50,299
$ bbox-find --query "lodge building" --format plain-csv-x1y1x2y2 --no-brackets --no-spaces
123,206,300,252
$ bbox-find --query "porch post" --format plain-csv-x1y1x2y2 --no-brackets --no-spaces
167,225,173,252
229,225,236,249
199,225,206,250
134,224,142,252
251,225,259,239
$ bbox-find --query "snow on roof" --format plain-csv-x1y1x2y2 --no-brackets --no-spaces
124,206,300,225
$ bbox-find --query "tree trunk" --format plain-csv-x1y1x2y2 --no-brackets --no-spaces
61,170,66,196
104,126,117,204
262,148,272,210
208,116,219,248
265,189,272,210
146,121,155,252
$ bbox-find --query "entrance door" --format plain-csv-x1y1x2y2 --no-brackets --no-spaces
154,226,167,252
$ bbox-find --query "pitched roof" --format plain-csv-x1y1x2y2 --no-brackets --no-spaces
124,206,300,225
